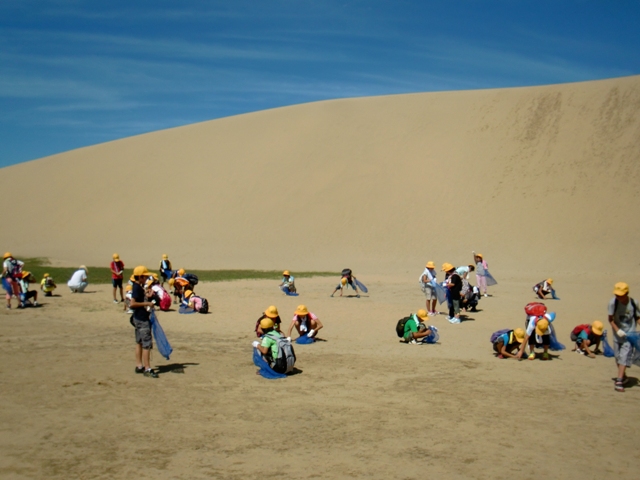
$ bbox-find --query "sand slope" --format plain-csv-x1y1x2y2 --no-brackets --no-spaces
1,76,639,274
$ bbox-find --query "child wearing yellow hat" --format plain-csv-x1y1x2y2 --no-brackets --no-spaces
110,254,125,304
419,261,438,315
472,251,489,296
2,252,24,309
255,305,283,337
401,309,435,344
443,263,462,324
330,268,360,298
492,328,526,359
517,313,555,360
279,270,297,294
570,321,604,358
608,282,640,392
159,254,172,287
533,278,557,300
286,305,323,339
40,273,57,297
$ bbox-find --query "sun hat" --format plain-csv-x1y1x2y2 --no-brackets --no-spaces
264,305,279,318
125,284,133,292
184,290,193,298
21,271,31,279
43,273,49,278
295,305,309,316
547,278,553,284
260,318,274,330
476,253,483,259
416,309,428,320
178,268,185,276
130,275,136,282
133,265,150,277
162,254,168,260
591,320,604,336
513,328,525,343
168,278,175,287
3,252,12,259
614,282,629,296
441,262,454,272
112,253,119,260
152,273,158,280
283,270,290,276
535,318,549,336
426,261,435,269
80,265,88,272
341,278,347,286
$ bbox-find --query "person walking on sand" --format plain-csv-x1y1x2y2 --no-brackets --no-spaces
67,266,88,293
110,254,125,303
472,252,489,297
2,252,24,309
608,282,640,392
130,265,158,378
419,261,438,316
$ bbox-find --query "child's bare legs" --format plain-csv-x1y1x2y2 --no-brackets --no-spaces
429,298,437,314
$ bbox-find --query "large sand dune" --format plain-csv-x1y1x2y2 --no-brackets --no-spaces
2,75,639,275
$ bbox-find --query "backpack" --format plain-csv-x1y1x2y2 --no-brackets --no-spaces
490,329,511,344
613,298,639,320
265,333,296,374
395,315,414,337
199,297,209,314
184,273,199,286
571,324,590,336
525,302,547,317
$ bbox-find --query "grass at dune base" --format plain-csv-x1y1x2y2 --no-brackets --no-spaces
13,257,336,285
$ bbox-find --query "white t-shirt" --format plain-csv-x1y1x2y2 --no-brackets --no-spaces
68,269,87,288
526,316,550,336
419,268,436,284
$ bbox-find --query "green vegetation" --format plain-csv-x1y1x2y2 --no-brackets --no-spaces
16,258,335,285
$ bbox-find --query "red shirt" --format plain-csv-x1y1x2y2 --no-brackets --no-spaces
111,260,124,279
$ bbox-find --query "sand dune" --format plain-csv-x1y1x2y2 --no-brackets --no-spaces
2,75,639,275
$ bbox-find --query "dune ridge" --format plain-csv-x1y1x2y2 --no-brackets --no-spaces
2,75,639,275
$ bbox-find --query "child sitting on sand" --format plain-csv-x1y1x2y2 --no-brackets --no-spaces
286,305,323,340
255,305,283,337
533,279,557,299
401,309,435,344
570,321,603,358
252,318,296,374
279,270,297,294
517,314,554,360
40,273,57,296
17,271,38,307
492,328,525,359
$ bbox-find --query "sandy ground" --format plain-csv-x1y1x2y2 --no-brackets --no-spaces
2,274,640,479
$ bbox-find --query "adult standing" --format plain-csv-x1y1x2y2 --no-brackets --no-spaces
110,253,125,303
130,265,158,378
472,251,488,297
608,282,640,392
2,252,24,309
67,266,88,293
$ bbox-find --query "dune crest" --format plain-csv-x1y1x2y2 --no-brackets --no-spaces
2,76,639,274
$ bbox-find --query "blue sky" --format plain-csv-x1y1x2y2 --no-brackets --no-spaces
1,0,639,167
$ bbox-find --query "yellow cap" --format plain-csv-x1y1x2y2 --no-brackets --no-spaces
591,321,604,336
133,265,150,277
295,305,309,316
80,265,88,272
184,290,193,298
112,253,119,260
264,305,279,318
3,252,12,259
178,268,185,276
426,261,435,269
130,275,136,282
168,278,175,287
125,284,133,292
441,263,454,272
21,271,31,279
260,318,274,330
162,254,168,260
614,282,629,296
341,278,347,286
476,253,483,259
535,319,549,336
513,328,525,343
43,273,50,278
416,309,428,320
283,270,290,276
547,278,553,285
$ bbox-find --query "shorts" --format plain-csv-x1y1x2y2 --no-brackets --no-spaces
112,278,123,288
134,318,153,349
529,334,550,346
421,283,435,300
451,299,460,315
25,290,36,300
614,340,635,367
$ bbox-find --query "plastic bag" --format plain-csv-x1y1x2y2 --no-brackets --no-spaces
601,330,615,358
355,279,368,293
484,269,498,286
179,304,196,314
150,311,173,360
551,288,560,300
431,280,448,304
280,286,299,297
422,326,439,344
253,348,287,379
549,326,565,351
295,334,315,344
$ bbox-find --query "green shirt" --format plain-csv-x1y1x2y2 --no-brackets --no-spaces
261,331,282,360
404,315,420,336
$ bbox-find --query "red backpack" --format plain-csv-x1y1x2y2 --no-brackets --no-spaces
571,324,590,336
525,302,547,317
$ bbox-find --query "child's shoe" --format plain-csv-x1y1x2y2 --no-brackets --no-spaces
528,352,536,360
615,378,625,392
542,352,550,361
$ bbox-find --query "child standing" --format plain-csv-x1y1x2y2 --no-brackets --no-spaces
608,282,640,392
419,261,438,315
110,254,125,303
472,251,489,297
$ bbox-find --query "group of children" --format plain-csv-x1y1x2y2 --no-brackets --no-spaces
2,252,59,309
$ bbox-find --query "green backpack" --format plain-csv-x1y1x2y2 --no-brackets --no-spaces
395,314,415,337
